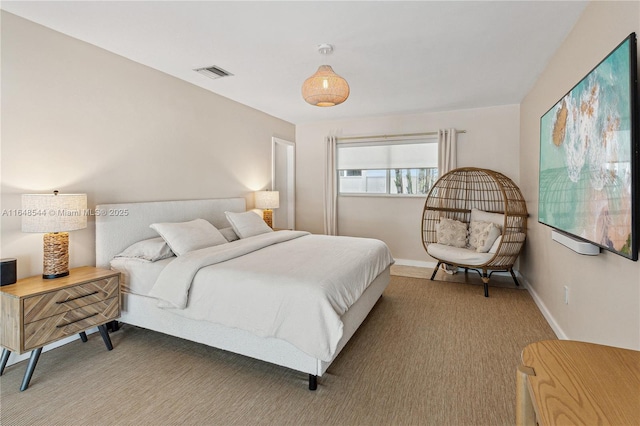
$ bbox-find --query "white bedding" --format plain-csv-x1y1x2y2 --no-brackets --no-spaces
97,198,394,388
147,230,394,361
110,257,174,295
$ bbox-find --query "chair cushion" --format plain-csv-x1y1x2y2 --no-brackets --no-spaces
427,243,495,266
471,208,505,228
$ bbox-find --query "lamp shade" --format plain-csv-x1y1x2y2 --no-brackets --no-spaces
302,65,350,107
22,193,87,233
254,191,280,210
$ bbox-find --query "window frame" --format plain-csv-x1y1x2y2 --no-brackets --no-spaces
336,138,439,197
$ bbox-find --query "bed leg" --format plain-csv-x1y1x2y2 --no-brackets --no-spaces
430,262,441,280
309,374,318,391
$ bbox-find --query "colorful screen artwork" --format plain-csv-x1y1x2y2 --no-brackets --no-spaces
539,34,637,259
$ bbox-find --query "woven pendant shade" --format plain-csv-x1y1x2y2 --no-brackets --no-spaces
302,65,350,107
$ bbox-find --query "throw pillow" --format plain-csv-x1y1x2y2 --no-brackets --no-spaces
436,218,468,248
470,208,505,228
469,221,502,253
488,235,503,254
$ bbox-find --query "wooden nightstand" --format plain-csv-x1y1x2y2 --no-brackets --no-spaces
0,266,120,391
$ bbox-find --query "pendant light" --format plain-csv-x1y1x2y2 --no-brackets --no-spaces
302,44,350,107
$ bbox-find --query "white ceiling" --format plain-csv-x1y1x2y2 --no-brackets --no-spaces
2,1,588,125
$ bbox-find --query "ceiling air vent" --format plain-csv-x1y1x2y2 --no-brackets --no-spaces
194,65,233,80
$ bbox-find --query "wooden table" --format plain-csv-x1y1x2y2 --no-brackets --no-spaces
516,340,640,425
0,266,120,390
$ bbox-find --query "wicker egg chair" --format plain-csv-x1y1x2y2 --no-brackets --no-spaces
421,167,528,297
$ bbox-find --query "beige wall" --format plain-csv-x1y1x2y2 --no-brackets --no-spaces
295,104,520,265
0,12,295,279
520,1,640,349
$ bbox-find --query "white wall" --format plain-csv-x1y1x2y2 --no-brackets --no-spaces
0,12,295,280
295,104,520,264
519,1,640,349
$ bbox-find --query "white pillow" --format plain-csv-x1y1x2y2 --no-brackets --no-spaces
150,218,228,256
436,218,468,248
468,221,502,253
114,237,174,262
470,208,505,228
219,227,239,242
488,232,527,254
488,235,503,254
225,211,273,239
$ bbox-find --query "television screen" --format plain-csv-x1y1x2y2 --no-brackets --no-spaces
538,33,638,260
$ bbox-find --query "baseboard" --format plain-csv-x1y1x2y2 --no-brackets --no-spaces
517,274,567,340
393,258,437,268
4,326,100,367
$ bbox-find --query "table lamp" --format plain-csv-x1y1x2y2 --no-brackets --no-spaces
254,190,279,228
22,191,87,279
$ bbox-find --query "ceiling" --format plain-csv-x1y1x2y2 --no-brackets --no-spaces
2,1,588,125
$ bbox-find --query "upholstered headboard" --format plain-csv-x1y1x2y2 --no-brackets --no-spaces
95,198,246,269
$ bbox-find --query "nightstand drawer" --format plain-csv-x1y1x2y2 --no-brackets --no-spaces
24,297,119,350
23,276,118,323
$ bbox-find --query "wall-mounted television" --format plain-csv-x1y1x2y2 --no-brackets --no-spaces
538,32,638,260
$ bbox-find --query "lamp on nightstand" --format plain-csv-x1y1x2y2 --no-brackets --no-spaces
254,190,279,229
22,191,87,279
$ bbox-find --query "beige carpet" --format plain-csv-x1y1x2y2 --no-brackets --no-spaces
0,273,556,426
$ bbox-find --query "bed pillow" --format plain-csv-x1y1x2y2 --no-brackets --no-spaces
225,211,273,239
114,237,174,262
219,227,239,242
468,221,502,253
436,218,468,248
150,218,228,256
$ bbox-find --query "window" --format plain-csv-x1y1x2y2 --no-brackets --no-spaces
337,140,438,195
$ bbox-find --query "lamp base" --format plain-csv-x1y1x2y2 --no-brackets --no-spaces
43,232,69,279
262,209,273,229
43,271,69,279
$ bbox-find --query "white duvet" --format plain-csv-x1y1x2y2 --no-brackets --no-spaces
148,231,394,361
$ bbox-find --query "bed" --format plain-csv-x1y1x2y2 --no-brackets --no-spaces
95,198,393,390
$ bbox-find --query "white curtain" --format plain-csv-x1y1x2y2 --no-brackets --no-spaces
438,128,458,174
323,136,338,235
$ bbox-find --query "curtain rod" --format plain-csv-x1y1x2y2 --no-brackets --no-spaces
337,129,466,141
